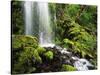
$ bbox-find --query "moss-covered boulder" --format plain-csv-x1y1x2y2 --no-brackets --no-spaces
12,35,38,49
12,35,46,74
37,46,46,54
44,51,54,60
61,64,77,71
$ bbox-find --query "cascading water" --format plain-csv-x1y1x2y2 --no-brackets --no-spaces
24,1,34,35
72,57,94,70
37,2,55,47
24,2,55,47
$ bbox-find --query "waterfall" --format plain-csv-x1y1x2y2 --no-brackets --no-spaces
37,2,55,47
24,1,34,35
24,2,55,47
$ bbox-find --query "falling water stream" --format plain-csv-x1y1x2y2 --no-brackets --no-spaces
37,2,55,47
24,2,34,35
24,1,54,47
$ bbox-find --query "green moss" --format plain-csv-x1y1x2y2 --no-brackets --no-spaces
12,35,38,49
12,35,43,73
44,51,54,60
33,49,42,63
28,67,36,73
12,46,42,73
37,46,46,54
62,64,77,71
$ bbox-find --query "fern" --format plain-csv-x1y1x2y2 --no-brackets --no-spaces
63,21,96,58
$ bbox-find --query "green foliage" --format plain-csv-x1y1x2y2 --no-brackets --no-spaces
79,6,97,25
44,51,54,60
12,1,24,34
13,47,37,73
65,5,80,19
63,21,96,58
37,46,46,54
12,35,45,73
33,49,42,63
64,39,74,45
61,64,77,71
55,4,96,58
90,59,97,69
49,3,56,15
12,35,38,49
28,67,36,73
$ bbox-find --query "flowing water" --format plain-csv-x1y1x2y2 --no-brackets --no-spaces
24,1,34,35
24,2,54,47
72,57,93,70
37,2,54,47
55,46,94,71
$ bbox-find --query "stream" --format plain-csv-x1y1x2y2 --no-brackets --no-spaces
44,45,95,71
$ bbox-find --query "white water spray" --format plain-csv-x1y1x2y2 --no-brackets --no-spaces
24,2,55,47
37,2,55,47
24,1,34,35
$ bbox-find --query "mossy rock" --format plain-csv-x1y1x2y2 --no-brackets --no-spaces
12,35,43,73
61,64,77,71
12,35,38,49
19,47,43,63
37,46,46,54
44,51,54,60
33,49,42,63
12,47,43,74
28,67,36,73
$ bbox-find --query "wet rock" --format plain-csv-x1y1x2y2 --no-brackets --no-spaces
61,48,69,54
54,45,63,50
62,60,72,65
42,45,95,72
71,56,79,60
73,58,94,71
87,66,95,70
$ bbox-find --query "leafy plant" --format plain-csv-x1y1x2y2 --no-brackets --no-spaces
12,1,24,34
63,20,96,58
12,35,38,49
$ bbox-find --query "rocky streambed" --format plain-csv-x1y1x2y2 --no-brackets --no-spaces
39,45,96,72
